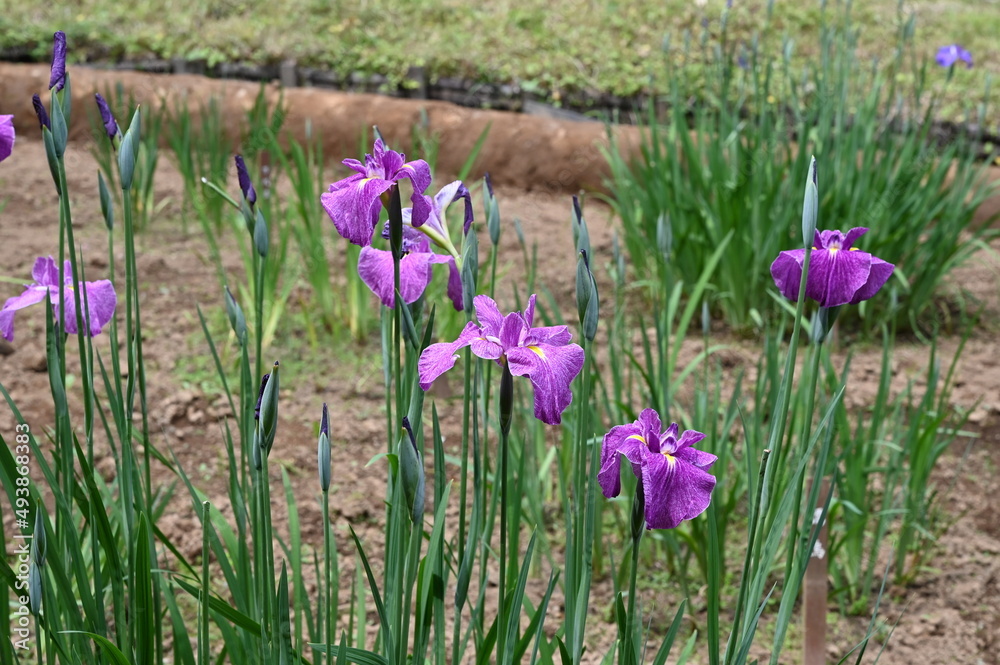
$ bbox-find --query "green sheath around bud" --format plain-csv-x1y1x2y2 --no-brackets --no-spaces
224,286,247,345
399,417,425,524
802,156,818,248
575,250,599,342
259,362,280,453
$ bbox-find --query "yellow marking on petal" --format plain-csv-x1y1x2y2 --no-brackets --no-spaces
357,177,373,189
528,345,546,359
626,434,647,445
663,452,677,466
849,247,860,251
829,246,838,253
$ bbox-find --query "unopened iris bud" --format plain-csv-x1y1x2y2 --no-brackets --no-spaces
29,509,46,616
485,173,500,245
499,361,514,437
656,213,672,258
94,93,119,140
317,403,331,492
572,196,591,257
701,300,711,336
630,481,646,543
235,155,257,206
253,209,269,258
399,417,425,524
118,108,141,191
812,306,840,345
223,286,247,345
461,228,479,313
259,362,280,453
32,94,51,130
802,156,818,248
575,250,599,342
49,31,67,92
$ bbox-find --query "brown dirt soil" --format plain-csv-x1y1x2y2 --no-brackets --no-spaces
2,74,1000,664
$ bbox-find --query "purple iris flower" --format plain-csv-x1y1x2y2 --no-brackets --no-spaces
770,227,895,308
936,44,973,69
357,180,471,310
598,409,717,530
0,115,13,163
0,257,117,341
49,31,67,92
321,138,432,246
419,294,585,425
94,93,119,140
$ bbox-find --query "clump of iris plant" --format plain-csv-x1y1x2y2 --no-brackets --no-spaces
0,114,13,162
358,180,472,310
321,138,432,246
418,294,585,425
598,409,717,530
0,256,117,341
936,44,973,69
770,228,895,308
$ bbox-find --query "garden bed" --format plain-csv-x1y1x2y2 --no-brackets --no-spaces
2,78,1000,659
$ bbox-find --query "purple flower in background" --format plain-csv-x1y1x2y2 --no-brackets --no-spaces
0,257,117,341
321,138,432,246
32,95,50,130
936,44,973,69
419,294,585,425
357,180,472,310
598,409,717,530
234,155,257,205
770,228,894,308
94,93,118,139
49,31,67,91
0,115,14,163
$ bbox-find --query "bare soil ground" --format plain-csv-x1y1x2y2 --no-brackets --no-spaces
2,107,1000,661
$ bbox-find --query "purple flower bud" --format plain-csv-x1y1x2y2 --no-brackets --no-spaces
94,93,118,139
254,373,269,420
235,155,257,205
32,95,51,130
320,402,329,438
49,31,67,92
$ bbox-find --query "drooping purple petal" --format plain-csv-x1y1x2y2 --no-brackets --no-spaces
849,255,895,304
445,257,463,311
418,321,484,389
640,446,717,529
0,288,49,341
770,249,806,301
505,341,585,425
805,246,872,308
597,422,646,499
398,160,433,226
321,175,391,246
61,279,117,336
49,31,67,92
0,115,14,163
357,246,436,308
